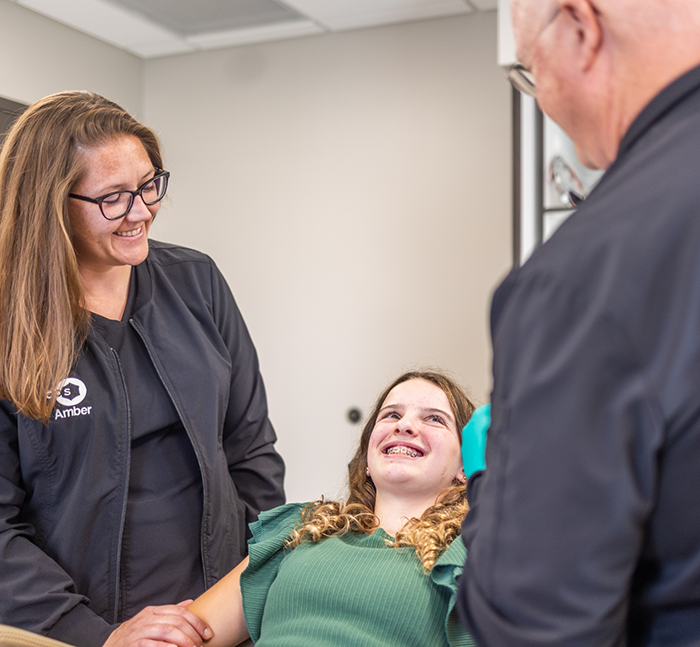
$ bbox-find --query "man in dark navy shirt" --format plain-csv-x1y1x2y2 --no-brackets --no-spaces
459,1,700,645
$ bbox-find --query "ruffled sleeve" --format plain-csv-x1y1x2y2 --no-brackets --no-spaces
239,502,306,642
431,536,476,647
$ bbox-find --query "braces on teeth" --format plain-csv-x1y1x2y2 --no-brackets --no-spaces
386,446,420,458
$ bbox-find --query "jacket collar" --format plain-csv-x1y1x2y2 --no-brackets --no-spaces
131,244,154,315
618,63,700,160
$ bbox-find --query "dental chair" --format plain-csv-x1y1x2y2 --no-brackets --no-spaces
0,626,72,647
0,625,254,647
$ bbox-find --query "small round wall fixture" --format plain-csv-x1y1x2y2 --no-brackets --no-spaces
347,408,362,424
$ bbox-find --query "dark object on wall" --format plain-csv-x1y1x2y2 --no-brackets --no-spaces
347,408,362,424
0,95,28,147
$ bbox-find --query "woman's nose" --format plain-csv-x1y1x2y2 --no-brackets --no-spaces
125,195,155,221
395,418,416,435
125,195,160,221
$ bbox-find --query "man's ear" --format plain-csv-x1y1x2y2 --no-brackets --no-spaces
559,0,603,72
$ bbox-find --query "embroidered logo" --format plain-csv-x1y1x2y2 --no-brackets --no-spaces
54,377,92,420
56,378,87,406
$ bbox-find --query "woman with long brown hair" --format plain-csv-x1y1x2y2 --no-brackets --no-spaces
182,370,476,647
0,91,285,647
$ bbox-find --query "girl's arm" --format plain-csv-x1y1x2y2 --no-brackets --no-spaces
188,557,250,647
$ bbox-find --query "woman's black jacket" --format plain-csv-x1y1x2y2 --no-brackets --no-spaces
0,241,285,646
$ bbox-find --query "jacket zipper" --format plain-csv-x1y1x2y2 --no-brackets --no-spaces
128,318,210,587
110,348,132,624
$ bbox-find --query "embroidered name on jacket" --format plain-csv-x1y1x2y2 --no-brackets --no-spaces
55,405,93,420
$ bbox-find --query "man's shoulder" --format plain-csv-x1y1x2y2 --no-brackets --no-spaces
529,118,700,292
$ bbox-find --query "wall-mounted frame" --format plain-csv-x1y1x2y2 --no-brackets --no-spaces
512,89,604,267
512,89,543,267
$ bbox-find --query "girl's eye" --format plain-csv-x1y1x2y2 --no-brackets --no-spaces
382,411,400,420
428,414,446,425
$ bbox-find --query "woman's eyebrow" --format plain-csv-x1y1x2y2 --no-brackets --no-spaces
378,403,404,414
91,169,156,194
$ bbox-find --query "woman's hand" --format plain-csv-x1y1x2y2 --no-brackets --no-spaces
104,601,213,647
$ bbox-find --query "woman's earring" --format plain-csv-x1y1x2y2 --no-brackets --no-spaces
365,466,370,477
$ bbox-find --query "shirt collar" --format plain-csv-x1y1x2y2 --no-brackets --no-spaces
618,63,700,160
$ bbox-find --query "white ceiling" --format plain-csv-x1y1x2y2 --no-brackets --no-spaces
8,0,497,59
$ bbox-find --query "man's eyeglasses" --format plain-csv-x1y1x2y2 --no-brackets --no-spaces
507,63,536,98
506,6,564,99
69,170,170,221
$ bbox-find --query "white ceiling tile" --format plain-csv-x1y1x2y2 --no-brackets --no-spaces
279,0,472,31
128,40,196,58
15,0,189,54
186,20,324,50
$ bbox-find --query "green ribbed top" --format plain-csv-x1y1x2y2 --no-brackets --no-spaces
240,503,475,647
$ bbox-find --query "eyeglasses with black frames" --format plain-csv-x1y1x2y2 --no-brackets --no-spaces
69,170,170,221
507,63,536,98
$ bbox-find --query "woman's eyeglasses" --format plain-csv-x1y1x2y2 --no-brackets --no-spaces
69,170,170,220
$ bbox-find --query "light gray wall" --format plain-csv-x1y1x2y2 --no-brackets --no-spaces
0,3,511,503
144,12,512,502
0,0,142,115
